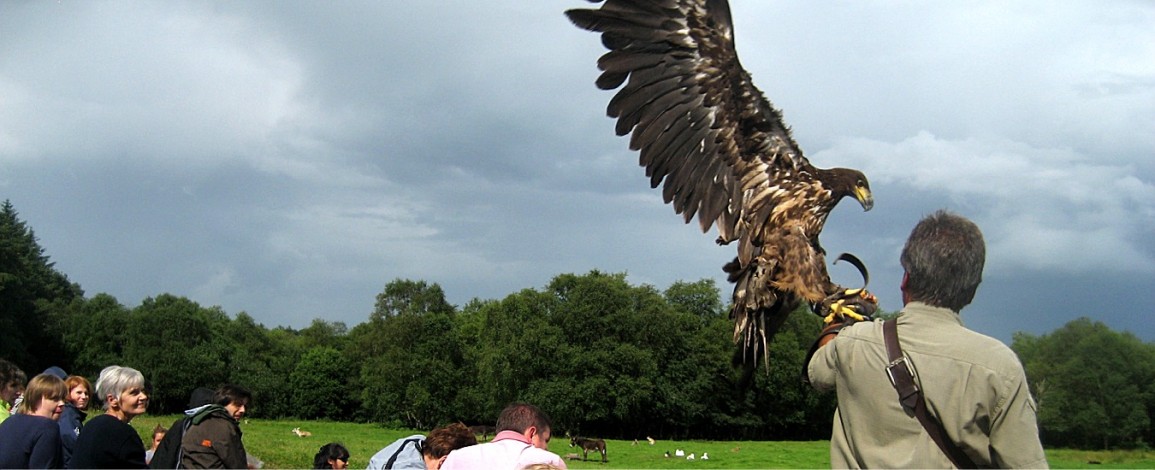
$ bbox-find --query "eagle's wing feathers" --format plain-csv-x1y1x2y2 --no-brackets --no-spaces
569,0,876,373
567,0,814,244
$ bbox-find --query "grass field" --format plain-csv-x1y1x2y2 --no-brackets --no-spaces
131,416,1155,468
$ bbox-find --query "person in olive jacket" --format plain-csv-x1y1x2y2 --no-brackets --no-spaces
179,384,251,469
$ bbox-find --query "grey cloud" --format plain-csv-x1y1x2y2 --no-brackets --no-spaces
2,1,1152,342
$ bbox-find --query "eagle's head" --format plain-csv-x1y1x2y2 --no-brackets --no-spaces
825,168,873,212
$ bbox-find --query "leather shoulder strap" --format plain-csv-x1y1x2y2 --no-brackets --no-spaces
884,319,921,410
883,319,977,469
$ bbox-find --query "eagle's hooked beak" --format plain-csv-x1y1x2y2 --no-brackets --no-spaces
855,186,874,211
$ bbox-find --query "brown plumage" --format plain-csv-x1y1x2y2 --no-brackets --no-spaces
566,0,874,370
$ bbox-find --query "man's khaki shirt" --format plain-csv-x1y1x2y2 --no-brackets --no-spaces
808,302,1047,468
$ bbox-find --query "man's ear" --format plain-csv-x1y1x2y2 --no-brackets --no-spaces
523,425,538,439
900,272,912,305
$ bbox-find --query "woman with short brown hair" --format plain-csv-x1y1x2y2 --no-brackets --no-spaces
0,373,69,468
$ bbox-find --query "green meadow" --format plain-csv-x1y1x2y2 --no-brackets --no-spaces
133,417,1155,469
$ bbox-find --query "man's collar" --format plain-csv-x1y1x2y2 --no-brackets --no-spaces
902,301,964,327
492,430,531,444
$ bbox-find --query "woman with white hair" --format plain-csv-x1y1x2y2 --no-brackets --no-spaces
69,365,149,469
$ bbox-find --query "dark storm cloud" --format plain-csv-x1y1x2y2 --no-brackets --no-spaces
1,1,1151,340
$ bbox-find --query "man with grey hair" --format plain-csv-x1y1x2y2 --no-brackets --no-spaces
807,210,1046,468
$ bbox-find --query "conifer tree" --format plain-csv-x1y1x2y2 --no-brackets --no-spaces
0,200,81,370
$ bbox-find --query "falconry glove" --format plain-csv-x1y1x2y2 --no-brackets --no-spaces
801,289,877,385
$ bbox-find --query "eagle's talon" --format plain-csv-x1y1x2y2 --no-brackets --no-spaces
819,288,879,324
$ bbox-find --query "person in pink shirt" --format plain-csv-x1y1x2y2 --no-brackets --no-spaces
441,402,567,470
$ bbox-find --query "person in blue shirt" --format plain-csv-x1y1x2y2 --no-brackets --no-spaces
59,375,92,468
0,373,69,468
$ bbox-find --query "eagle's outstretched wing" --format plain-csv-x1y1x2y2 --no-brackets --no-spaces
566,0,873,369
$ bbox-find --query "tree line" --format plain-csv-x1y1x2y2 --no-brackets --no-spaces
2,200,1152,448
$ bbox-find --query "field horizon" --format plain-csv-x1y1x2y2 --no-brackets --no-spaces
131,416,1154,469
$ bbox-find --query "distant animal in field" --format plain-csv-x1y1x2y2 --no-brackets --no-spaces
570,436,608,463
702,452,710,460
291,427,312,437
664,451,671,458
646,436,655,445
675,449,685,457
468,424,496,441
687,453,696,460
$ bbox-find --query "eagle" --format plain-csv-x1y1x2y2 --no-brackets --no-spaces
565,0,877,371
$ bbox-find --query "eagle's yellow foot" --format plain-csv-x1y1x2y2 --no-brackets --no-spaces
820,288,878,324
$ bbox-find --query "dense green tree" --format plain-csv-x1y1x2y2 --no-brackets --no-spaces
355,279,464,428
645,305,731,439
18,194,1155,442
450,298,497,425
124,294,231,413
535,272,662,436
249,326,308,418
54,293,131,377
469,288,566,422
747,307,837,439
299,318,349,350
449,270,842,440
289,346,354,420
0,200,82,371
665,279,725,320
1014,317,1154,449
351,279,456,363
370,279,454,320
222,313,297,418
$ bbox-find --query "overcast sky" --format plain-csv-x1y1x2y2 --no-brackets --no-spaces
2,1,1152,344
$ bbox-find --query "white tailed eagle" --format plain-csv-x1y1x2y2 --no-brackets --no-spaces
565,0,876,371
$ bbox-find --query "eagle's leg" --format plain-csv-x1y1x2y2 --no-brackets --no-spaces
814,253,878,323
816,288,878,324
